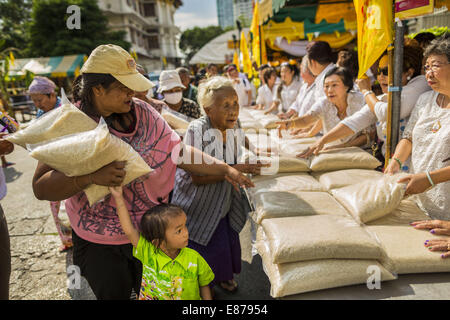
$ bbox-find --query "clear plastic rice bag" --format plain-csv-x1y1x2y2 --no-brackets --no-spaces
5,89,97,148
28,118,152,205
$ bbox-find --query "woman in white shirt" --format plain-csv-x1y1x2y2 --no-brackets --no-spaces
277,67,368,149
254,67,278,110
264,62,302,115
301,39,430,167
226,64,252,107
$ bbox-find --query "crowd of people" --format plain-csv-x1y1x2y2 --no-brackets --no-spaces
0,31,449,300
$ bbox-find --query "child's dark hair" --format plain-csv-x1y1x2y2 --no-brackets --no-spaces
140,204,185,249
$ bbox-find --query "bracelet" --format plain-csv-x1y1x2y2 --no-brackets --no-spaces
363,90,374,98
393,157,402,168
426,171,436,188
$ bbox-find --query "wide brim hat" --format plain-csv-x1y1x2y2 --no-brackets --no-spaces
81,44,154,92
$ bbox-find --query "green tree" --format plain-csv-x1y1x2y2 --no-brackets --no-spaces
26,0,130,57
179,25,230,64
0,0,32,56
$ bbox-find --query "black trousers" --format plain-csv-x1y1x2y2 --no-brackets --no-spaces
72,230,142,300
0,204,10,300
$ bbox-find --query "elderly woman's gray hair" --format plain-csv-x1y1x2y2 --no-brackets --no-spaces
424,32,450,62
197,76,235,110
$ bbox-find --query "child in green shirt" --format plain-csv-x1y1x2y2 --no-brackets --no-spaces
109,186,214,300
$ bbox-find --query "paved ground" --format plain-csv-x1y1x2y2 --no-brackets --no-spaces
4,141,450,300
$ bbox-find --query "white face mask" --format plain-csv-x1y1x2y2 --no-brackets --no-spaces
145,89,154,100
164,92,183,105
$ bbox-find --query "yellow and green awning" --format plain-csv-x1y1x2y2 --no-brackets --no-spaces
7,54,86,79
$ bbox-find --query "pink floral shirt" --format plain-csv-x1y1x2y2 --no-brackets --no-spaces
65,98,181,245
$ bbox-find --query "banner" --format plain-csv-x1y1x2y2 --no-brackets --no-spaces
395,0,434,19
250,1,268,67
240,31,252,75
354,0,393,79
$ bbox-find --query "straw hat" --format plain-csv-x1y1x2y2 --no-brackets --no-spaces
157,70,186,93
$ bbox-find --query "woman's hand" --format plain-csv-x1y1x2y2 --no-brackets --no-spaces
385,159,401,175
91,161,127,187
397,173,432,196
296,139,325,158
224,166,255,192
277,112,288,120
410,220,450,236
276,120,291,138
233,161,270,175
355,77,372,93
424,239,450,259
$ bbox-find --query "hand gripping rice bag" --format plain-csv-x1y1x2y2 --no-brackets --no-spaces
28,118,152,205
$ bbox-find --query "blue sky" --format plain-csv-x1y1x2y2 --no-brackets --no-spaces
174,0,219,31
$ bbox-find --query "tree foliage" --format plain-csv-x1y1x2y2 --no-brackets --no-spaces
0,0,32,56
179,25,230,64
26,0,130,57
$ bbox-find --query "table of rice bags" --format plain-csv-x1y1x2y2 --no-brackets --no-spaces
241,131,450,298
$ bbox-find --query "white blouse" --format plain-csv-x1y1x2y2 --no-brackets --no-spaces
256,84,277,110
402,90,450,220
233,78,252,108
288,82,317,116
307,91,366,144
273,78,302,112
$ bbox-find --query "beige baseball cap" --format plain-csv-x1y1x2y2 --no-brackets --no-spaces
81,44,154,92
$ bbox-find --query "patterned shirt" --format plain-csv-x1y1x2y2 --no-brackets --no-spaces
133,235,214,300
65,98,181,245
171,116,251,246
178,98,202,119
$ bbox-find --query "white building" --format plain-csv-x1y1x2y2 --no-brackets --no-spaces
233,0,253,27
97,0,183,72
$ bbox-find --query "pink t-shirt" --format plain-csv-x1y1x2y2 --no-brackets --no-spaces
65,98,181,245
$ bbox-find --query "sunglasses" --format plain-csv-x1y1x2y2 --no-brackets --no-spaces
377,67,388,76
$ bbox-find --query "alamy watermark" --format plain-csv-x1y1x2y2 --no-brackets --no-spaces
66,5,81,30
67,265,81,290
366,265,382,290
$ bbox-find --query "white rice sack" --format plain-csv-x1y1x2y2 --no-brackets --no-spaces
252,191,350,223
312,169,384,191
161,110,190,129
6,103,97,148
249,173,324,196
331,174,408,224
29,119,152,205
367,225,450,274
245,132,278,151
367,197,430,226
238,107,254,121
309,147,381,172
246,154,310,175
256,238,396,298
262,215,385,264
247,109,280,129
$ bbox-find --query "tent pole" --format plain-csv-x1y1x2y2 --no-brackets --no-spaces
391,18,404,156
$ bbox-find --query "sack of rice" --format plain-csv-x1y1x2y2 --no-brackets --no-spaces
309,147,381,172
245,132,277,151
240,120,264,131
6,103,97,148
29,118,152,205
367,197,429,226
249,173,324,196
331,174,408,224
246,154,310,175
247,109,280,129
161,110,190,129
256,238,396,298
366,225,450,274
262,215,385,264
312,169,384,191
252,191,350,223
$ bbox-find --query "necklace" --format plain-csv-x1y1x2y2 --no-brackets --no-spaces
430,94,445,133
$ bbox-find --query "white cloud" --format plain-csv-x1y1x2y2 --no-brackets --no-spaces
174,12,218,31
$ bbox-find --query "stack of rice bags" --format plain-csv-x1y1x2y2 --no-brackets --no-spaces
245,135,408,297
238,107,279,131
5,94,152,206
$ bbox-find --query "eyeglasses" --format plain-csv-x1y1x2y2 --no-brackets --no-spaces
377,67,388,76
423,62,449,74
